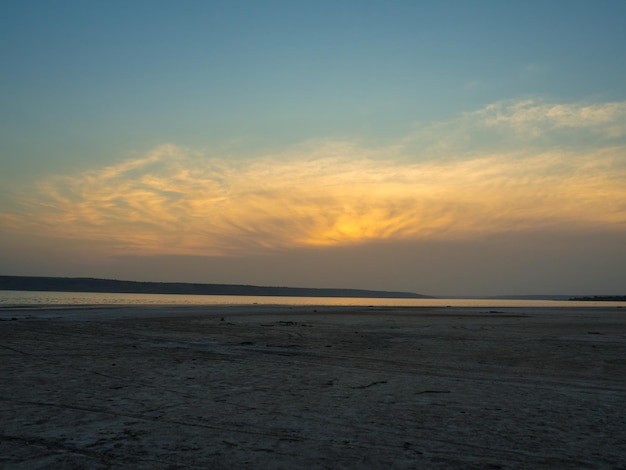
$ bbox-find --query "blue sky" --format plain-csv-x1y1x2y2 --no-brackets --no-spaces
1,1,625,295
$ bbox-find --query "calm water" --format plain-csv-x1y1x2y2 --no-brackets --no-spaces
1,290,624,308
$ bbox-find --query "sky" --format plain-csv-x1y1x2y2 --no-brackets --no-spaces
1,1,625,297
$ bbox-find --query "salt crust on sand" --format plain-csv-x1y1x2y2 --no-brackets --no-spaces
1,305,625,468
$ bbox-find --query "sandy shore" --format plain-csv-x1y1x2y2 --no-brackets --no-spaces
1,305,625,469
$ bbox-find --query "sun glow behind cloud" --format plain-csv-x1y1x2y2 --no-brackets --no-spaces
2,99,625,257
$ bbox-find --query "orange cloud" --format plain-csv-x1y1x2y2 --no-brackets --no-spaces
2,144,624,257
2,100,625,257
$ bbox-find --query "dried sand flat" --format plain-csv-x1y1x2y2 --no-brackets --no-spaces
1,305,625,469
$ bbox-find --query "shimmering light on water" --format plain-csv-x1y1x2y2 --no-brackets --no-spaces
0,290,624,308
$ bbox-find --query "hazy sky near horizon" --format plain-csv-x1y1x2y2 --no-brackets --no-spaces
1,1,625,296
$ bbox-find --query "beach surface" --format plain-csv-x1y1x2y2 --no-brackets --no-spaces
1,305,625,469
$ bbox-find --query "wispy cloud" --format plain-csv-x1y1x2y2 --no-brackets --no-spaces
475,99,626,138
2,99,625,256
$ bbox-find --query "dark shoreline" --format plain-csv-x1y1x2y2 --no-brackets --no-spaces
569,295,626,301
0,275,428,299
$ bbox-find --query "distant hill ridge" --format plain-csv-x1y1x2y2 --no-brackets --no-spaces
568,295,626,302
0,275,429,299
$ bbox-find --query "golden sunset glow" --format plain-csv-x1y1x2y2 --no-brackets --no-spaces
2,99,625,261
2,137,625,257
